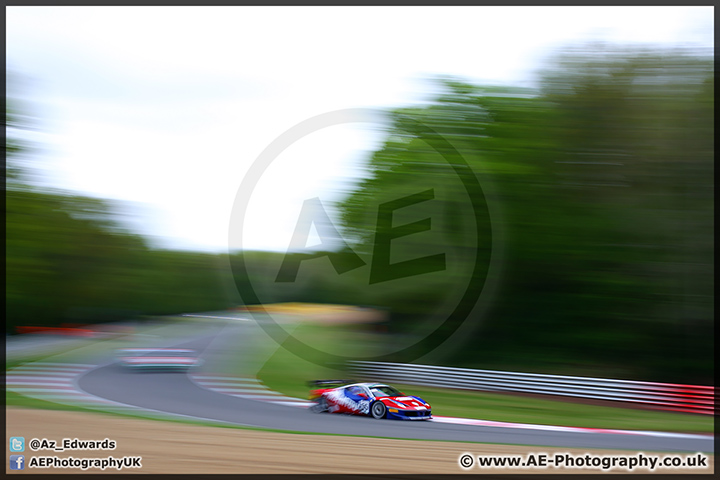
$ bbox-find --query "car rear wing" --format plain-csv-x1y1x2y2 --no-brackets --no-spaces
308,379,354,388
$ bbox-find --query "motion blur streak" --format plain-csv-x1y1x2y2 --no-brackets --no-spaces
6,43,713,386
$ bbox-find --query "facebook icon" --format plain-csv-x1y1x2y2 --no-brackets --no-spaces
9,455,25,470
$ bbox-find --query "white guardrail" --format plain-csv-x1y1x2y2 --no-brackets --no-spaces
347,361,714,415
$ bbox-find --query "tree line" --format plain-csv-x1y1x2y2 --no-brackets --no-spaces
5,43,713,383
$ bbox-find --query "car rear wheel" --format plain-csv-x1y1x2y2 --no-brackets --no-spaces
371,401,386,419
312,396,328,413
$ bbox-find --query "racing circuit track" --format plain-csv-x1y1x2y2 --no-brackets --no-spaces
75,315,712,453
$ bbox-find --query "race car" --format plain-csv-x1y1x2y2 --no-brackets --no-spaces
116,348,203,372
309,380,432,420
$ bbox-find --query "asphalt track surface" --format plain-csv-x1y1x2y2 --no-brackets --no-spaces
77,319,713,453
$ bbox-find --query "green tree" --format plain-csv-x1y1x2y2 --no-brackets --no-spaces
5,87,231,333
335,45,713,383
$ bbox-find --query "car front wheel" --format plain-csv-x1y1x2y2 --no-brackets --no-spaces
371,401,386,419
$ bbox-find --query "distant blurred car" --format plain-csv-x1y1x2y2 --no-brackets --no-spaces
309,380,432,420
116,348,202,372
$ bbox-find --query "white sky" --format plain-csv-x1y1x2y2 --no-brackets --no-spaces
6,6,713,252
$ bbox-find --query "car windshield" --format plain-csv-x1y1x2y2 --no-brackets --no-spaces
118,349,195,357
154,350,194,357
370,385,402,397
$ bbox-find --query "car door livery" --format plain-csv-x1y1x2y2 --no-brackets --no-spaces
326,385,371,414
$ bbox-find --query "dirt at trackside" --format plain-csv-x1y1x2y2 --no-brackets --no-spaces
5,408,713,475
243,303,388,325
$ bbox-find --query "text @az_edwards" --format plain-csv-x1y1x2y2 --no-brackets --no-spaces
28,437,116,452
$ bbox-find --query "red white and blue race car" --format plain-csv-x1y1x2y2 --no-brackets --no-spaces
309,380,432,420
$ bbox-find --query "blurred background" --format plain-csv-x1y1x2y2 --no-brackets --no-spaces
5,7,713,384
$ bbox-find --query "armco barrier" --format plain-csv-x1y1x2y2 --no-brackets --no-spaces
15,326,95,337
347,361,714,415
